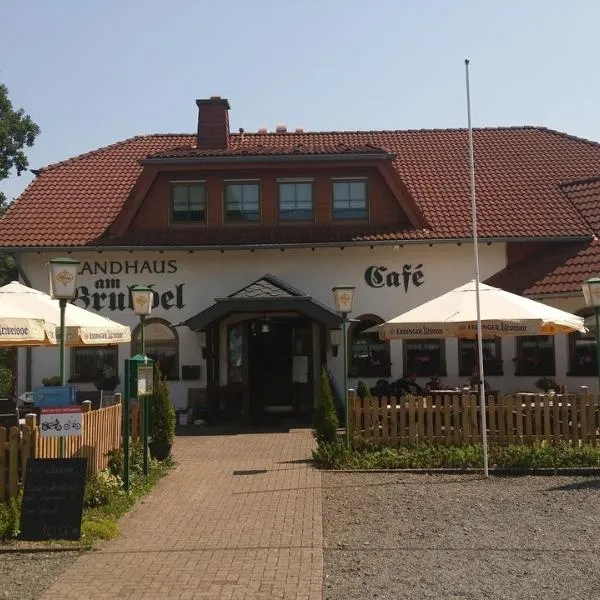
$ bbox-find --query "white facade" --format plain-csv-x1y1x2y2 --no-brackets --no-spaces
15,243,593,410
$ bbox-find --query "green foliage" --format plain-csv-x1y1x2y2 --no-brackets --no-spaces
0,83,40,209
313,367,339,443
106,440,146,478
313,440,600,470
356,380,372,400
0,365,12,396
535,377,557,392
80,518,119,544
0,493,21,540
84,470,123,508
150,366,176,444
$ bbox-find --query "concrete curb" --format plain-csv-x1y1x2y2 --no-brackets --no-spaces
321,467,600,476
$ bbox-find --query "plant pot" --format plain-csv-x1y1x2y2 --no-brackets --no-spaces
149,440,172,461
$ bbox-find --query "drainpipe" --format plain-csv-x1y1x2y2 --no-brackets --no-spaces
13,255,33,392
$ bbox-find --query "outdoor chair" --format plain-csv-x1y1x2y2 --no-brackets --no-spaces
76,390,103,410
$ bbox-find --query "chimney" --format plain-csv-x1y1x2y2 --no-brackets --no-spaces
196,96,230,149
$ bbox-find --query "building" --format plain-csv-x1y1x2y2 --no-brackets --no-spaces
2,96,600,420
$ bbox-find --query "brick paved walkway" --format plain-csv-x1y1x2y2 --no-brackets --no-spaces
42,427,323,600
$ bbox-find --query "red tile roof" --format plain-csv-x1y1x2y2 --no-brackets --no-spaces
485,239,600,296
3,126,600,248
560,176,600,236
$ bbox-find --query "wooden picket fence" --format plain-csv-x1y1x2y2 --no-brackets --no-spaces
349,392,600,447
0,401,122,502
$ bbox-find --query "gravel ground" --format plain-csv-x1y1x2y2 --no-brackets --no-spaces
0,550,80,599
323,473,600,600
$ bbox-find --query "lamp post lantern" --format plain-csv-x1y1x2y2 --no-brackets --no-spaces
332,285,355,447
49,257,80,458
131,285,153,355
582,278,600,395
130,285,154,478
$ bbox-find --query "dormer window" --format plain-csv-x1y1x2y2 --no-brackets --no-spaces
278,180,313,221
332,179,368,220
171,182,206,223
225,181,260,223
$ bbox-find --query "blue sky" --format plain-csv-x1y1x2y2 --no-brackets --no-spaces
2,0,600,201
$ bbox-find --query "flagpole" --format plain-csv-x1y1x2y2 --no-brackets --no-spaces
465,58,489,477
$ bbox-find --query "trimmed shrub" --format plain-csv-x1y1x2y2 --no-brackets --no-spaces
150,366,176,444
314,367,339,443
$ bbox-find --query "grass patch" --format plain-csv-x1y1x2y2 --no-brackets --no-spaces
312,439,600,471
0,443,173,547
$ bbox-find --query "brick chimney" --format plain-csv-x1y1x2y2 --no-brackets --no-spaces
196,96,230,149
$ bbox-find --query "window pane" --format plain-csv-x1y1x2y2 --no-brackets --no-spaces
296,183,312,202
133,320,178,379
404,339,444,377
516,335,555,376
71,346,118,383
458,337,503,376
279,182,313,221
226,184,260,222
349,319,390,378
228,324,244,383
569,333,597,376
333,180,367,220
172,184,205,222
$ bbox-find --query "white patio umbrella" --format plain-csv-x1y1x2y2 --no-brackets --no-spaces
379,280,586,340
0,281,131,346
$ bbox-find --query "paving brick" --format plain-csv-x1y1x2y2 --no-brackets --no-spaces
41,428,323,600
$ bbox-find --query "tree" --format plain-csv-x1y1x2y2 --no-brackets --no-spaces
0,83,40,211
0,83,39,285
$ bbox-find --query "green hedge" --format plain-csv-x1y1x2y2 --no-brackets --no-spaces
312,440,600,470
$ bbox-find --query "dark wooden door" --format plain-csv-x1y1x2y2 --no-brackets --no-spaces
248,321,293,416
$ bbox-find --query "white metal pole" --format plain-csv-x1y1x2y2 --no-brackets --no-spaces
465,58,489,477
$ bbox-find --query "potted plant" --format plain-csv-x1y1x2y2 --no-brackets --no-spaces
535,376,557,394
94,365,120,392
149,366,175,461
42,375,61,386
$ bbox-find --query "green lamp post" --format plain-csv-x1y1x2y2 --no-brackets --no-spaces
332,284,355,447
49,257,80,458
581,278,600,395
130,285,154,480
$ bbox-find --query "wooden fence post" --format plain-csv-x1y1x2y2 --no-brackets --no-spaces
81,400,92,413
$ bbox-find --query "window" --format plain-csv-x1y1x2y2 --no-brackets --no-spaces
227,324,244,384
132,318,179,380
278,181,313,221
70,346,118,383
569,311,596,376
458,337,503,376
332,179,367,220
403,339,446,377
171,182,206,223
225,182,260,222
348,315,391,378
515,335,555,376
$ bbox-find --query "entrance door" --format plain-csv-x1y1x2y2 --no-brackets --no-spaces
248,320,294,418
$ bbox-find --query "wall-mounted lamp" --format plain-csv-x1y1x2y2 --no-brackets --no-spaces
329,327,342,357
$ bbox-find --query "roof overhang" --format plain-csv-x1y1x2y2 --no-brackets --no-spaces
184,296,341,331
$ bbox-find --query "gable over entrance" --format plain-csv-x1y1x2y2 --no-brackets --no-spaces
184,274,341,330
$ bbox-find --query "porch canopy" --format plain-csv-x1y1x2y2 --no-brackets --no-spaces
379,279,586,340
183,274,341,330
0,281,131,346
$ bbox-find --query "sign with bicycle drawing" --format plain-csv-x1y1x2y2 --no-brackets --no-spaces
40,407,82,437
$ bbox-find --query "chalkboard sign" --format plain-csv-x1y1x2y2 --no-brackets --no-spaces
20,458,87,541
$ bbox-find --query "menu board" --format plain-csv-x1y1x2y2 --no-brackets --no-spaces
20,458,87,541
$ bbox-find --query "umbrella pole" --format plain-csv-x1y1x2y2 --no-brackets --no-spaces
465,59,489,477
59,298,67,459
